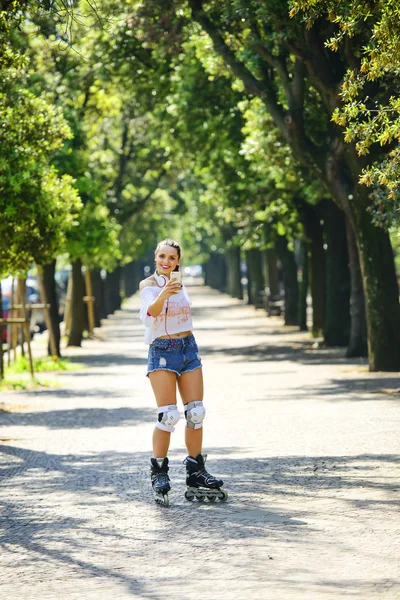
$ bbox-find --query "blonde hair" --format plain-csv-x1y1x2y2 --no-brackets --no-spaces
155,239,181,261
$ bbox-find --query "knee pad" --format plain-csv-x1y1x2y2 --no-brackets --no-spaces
156,404,180,432
185,401,206,429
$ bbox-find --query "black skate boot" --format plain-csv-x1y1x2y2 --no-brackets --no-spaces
184,454,228,503
150,457,171,507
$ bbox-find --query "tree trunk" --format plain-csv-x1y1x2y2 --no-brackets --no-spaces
91,268,104,327
218,253,228,293
345,217,368,357
352,201,400,370
246,249,265,307
264,248,280,297
263,248,282,316
324,201,351,346
205,253,227,292
298,241,309,331
245,251,252,305
106,266,122,314
84,269,95,337
123,261,141,297
275,235,299,326
202,262,209,287
67,259,85,347
226,246,243,299
41,261,61,357
326,142,400,368
303,203,326,337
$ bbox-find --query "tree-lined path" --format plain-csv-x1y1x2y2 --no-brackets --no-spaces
0,285,399,599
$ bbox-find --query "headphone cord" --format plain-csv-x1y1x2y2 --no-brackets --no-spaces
157,275,178,347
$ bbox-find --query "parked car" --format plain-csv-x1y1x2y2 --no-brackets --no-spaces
0,277,46,342
1,292,10,343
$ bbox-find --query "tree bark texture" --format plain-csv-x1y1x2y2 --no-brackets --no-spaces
298,241,309,331
275,235,299,326
67,259,85,347
323,201,351,346
246,249,265,307
345,218,368,357
226,247,243,299
352,202,400,370
245,251,252,305
106,266,122,315
205,253,227,293
302,203,326,336
263,248,280,298
123,261,144,298
202,262,209,287
41,261,61,357
91,269,103,328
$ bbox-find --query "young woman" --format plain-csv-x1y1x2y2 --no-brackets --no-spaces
139,238,227,506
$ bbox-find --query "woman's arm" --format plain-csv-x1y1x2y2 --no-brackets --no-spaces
139,280,182,320
147,280,182,317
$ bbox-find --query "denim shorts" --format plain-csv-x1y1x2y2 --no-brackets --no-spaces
147,334,202,378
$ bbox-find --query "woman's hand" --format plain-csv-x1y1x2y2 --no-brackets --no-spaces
159,279,182,299
147,279,182,318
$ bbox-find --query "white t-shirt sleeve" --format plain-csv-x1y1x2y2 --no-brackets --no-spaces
139,286,158,327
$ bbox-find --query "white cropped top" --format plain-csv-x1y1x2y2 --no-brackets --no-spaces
139,273,193,345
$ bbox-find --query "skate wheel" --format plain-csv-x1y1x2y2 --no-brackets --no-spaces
196,494,205,502
207,494,216,503
185,491,194,502
217,490,228,502
155,493,169,507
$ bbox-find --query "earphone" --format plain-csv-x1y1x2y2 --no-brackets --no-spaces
154,271,167,287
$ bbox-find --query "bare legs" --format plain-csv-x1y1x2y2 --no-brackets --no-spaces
152,429,171,459
148,367,204,457
149,371,176,457
178,368,204,456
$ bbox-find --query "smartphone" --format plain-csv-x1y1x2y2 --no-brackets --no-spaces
170,271,182,283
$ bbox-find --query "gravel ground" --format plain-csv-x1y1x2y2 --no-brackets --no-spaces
0,283,399,599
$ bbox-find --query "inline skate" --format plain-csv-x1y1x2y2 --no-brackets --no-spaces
150,457,170,507
184,454,228,503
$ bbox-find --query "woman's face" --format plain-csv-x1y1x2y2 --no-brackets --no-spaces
155,244,180,277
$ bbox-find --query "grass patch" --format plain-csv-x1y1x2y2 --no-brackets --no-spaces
0,377,54,391
5,355,85,374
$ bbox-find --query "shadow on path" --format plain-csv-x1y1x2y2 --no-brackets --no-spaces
1,440,399,595
0,406,154,429
199,341,352,366
66,354,147,368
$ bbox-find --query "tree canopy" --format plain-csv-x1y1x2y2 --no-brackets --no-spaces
1,0,399,369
